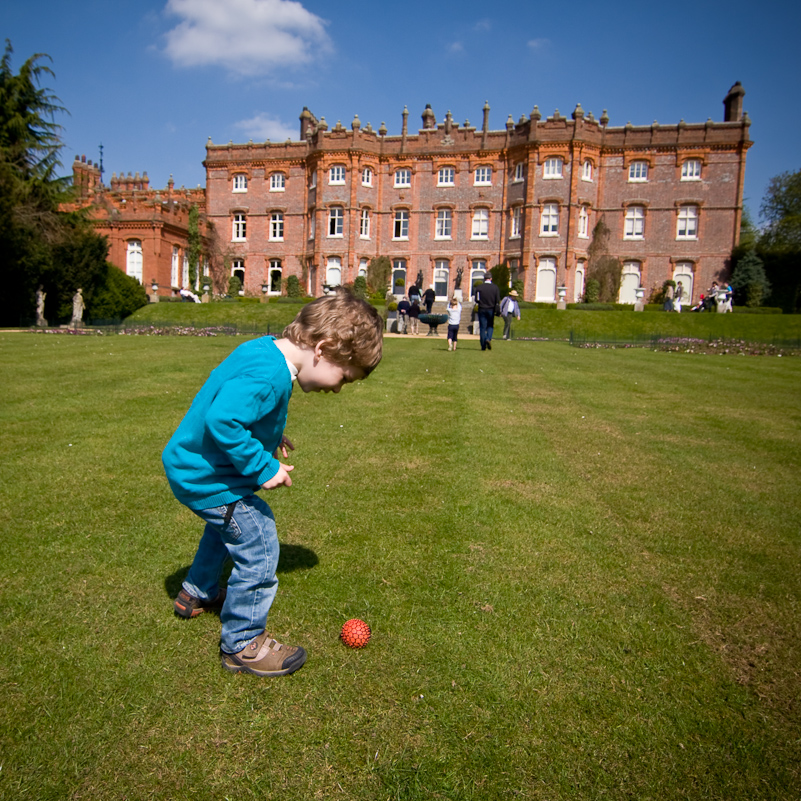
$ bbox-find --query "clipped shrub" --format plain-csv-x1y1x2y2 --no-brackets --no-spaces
511,280,525,299
353,275,368,300
228,275,242,296
285,274,303,298
584,279,600,303
89,264,149,320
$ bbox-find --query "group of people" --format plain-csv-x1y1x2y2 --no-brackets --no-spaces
395,282,437,336
690,281,734,313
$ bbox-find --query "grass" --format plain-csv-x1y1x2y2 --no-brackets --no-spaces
0,332,799,800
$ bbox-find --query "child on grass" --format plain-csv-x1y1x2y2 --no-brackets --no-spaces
162,291,383,677
446,296,462,351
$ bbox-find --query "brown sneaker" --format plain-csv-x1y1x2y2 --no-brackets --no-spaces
173,587,226,619
221,632,307,677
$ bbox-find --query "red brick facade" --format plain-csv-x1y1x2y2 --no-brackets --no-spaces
68,156,207,298
203,83,751,305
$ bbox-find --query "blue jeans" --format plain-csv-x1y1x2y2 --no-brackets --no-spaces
183,495,280,654
478,309,495,349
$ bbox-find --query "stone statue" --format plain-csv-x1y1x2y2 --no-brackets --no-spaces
415,270,423,288
71,288,85,326
454,267,463,289
36,285,47,327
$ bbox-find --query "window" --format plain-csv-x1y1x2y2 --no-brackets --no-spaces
513,163,525,182
628,161,648,182
358,258,369,277
171,245,180,287
269,260,282,295
624,206,645,239
127,240,143,283
360,208,370,239
182,252,189,288
471,208,489,239
438,167,455,186
434,261,449,299
471,261,486,294
435,209,452,239
361,167,372,186
575,261,586,302
394,169,411,187
578,206,589,238
673,262,695,304
619,261,641,304
474,166,492,185
232,213,247,241
392,260,406,292
681,159,702,180
536,258,557,301
232,174,247,192
328,207,343,237
326,256,342,287
231,259,245,286
270,173,285,192
270,212,284,241
540,203,559,236
511,207,522,238
582,160,593,181
543,158,563,179
310,170,317,188
329,165,345,184
393,209,409,239
677,205,698,239
308,212,315,240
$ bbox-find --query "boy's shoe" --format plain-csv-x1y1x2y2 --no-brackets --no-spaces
174,587,226,619
221,632,307,677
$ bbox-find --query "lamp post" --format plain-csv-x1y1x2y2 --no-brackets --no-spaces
557,285,568,310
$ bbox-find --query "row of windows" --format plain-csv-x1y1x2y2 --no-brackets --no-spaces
230,158,704,194
232,204,699,244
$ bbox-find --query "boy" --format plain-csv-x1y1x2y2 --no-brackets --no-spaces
163,292,383,677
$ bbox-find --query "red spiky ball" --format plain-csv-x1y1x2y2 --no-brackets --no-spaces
340,618,371,649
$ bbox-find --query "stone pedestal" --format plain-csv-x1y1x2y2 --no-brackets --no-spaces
149,292,159,304
556,300,567,310
201,292,210,303
634,301,644,312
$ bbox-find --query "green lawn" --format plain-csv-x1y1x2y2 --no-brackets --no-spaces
0,332,799,800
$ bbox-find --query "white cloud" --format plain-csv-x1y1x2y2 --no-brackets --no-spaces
234,113,296,141
527,37,550,51
163,0,332,76
448,41,464,54
473,19,492,32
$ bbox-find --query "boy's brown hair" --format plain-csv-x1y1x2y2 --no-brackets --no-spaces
283,290,383,374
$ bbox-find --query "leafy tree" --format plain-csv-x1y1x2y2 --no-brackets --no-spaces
730,249,770,308
187,204,201,289
489,261,510,299
585,218,622,302
0,41,107,325
285,274,302,298
352,275,368,300
760,169,801,252
366,256,391,294
88,263,149,320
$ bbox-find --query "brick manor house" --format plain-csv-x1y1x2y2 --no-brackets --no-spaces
74,83,751,305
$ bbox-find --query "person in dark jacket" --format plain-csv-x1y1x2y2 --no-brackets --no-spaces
422,285,436,314
474,273,500,351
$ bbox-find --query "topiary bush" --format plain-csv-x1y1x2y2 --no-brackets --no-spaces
584,279,600,303
353,275,368,300
285,274,303,298
88,264,149,320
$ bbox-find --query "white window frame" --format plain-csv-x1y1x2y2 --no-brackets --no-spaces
358,258,369,277
513,163,525,182
326,256,342,287
231,259,245,287
435,209,452,240
510,207,522,239
471,208,489,239
361,167,373,186
171,245,180,287
182,253,189,288
393,209,409,240
232,213,247,241
628,161,648,182
619,261,642,304
474,166,492,186
329,165,345,185
673,262,695,304
540,203,559,236
394,168,411,188
535,257,557,302
676,205,698,240
434,261,449,300
359,208,371,239
232,174,248,193
574,261,585,302
269,211,284,241
543,158,563,179
310,170,317,189
578,206,589,239
127,240,143,283
269,173,285,192
624,206,645,239
268,259,282,296
308,213,315,240
328,207,344,237
437,167,455,186
582,160,593,181
681,159,702,181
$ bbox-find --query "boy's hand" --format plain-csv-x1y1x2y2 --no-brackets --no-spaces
275,435,295,460
261,462,294,490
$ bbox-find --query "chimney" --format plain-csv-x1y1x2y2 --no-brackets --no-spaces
723,82,745,122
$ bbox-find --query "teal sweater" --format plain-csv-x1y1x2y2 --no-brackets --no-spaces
162,337,293,510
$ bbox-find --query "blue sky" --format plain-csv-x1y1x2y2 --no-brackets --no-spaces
3,0,799,219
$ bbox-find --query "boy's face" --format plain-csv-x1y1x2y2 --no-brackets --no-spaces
298,350,366,394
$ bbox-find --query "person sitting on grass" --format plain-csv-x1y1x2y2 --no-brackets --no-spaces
162,291,383,678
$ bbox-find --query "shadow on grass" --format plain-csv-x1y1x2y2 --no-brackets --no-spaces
164,543,319,601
